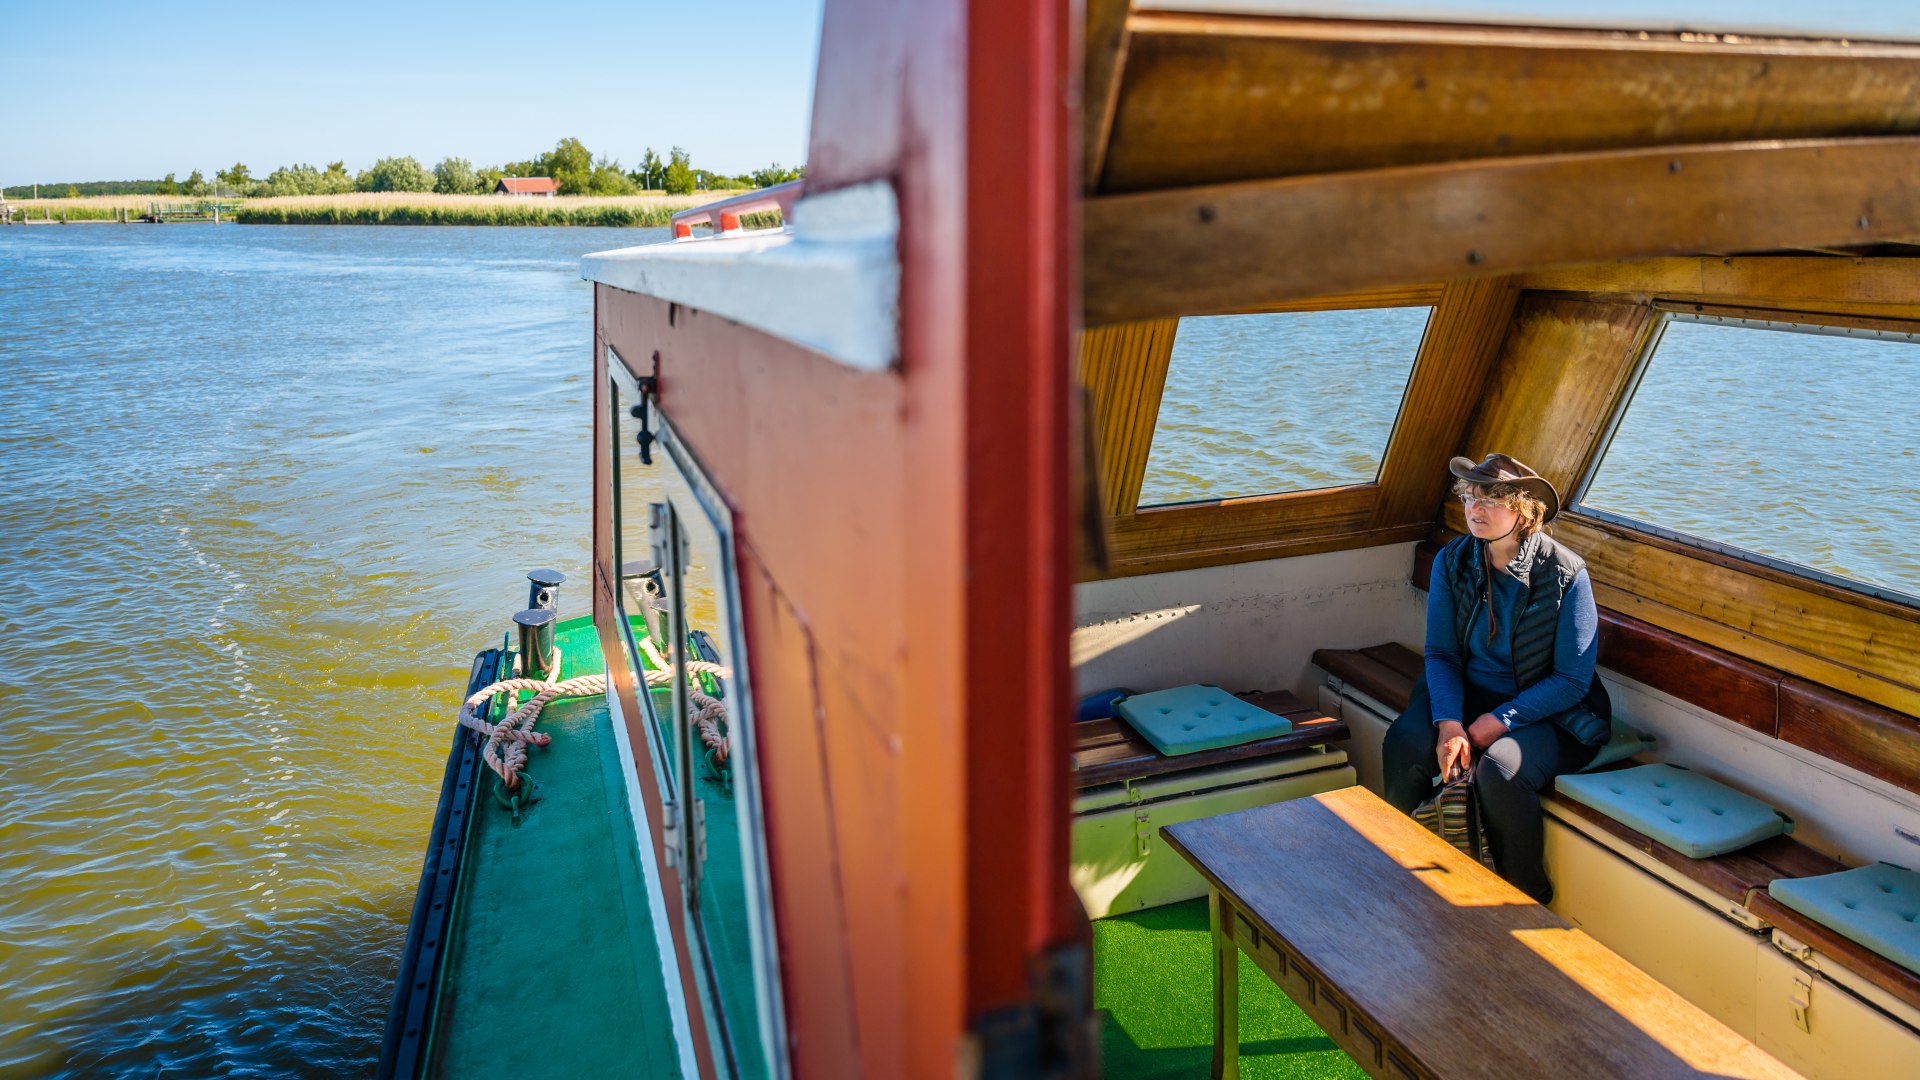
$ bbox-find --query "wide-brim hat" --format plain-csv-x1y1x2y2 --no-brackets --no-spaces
1449,452,1560,522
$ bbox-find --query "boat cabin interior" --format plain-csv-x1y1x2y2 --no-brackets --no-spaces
1065,12,1920,1077
523,4,1920,1079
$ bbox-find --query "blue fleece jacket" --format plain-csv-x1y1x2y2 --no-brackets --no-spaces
1423,547,1598,730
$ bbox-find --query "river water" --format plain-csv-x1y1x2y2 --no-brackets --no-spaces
1,224,1916,1078
0,225,626,1078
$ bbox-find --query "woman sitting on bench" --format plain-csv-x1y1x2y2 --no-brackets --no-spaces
1382,453,1612,903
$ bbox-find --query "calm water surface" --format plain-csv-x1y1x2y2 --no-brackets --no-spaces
0,224,656,1078
1141,306,1920,600
4,223,1919,1078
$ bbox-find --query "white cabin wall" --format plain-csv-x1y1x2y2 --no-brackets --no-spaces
1073,542,1427,704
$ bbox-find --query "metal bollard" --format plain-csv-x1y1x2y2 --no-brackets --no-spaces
513,608,558,680
621,559,670,654
526,568,565,612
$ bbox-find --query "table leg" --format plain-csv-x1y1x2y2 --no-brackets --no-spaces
1210,888,1240,1080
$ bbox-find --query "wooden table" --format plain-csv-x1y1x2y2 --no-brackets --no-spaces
1161,787,1799,1079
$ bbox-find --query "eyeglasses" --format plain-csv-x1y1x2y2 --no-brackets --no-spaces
1458,493,1508,510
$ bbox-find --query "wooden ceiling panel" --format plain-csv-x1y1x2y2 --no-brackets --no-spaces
1085,137,1920,325
1098,14,1920,194
1455,295,1652,502
1078,319,1179,515
1521,257,1920,319
1083,0,1133,193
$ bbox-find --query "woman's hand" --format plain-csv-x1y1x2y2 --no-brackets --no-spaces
1436,720,1471,782
1467,714,1507,749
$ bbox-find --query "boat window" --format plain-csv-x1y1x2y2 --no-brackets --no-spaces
612,372,677,803
1575,311,1920,606
650,412,786,1080
1137,306,1431,507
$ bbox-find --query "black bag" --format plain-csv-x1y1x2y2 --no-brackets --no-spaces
1413,764,1496,871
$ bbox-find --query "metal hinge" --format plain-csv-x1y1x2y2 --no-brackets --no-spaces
1773,931,1815,964
965,940,1094,1078
1123,780,1152,856
661,800,682,869
1790,973,1814,1033
692,797,708,866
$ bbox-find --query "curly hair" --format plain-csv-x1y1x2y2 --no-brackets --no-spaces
1453,478,1549,540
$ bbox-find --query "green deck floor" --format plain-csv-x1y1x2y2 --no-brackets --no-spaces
1094,899,1365,1080
421,618,1362,1079
426,618,682,1078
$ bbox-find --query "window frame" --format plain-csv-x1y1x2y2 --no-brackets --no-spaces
655,411,791,1080
1135,302,1438,510
1086,279,1518,577
608,349,679,804
1567,302,1920,611
607,346,792,1078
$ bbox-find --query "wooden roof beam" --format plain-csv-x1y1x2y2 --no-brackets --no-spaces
1101,13,1920,194
1083,0,1131,194
1085,137,1920,326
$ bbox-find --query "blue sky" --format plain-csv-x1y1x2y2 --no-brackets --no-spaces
8,0,1917,190
2,0,825,188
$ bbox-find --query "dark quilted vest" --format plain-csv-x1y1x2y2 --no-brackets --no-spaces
1440,531,1611,743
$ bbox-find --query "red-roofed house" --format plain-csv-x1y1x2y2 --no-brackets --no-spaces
495,177,559,198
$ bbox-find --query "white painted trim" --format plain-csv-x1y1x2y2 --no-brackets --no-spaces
1136,1,1920,43
582,181,900,372
606,678,700,1080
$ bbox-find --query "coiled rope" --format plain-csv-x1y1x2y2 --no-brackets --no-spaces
638,636,732,768
456,638,733,793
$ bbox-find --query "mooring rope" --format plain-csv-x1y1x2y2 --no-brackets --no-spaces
456,636,734,793
638,636,732,766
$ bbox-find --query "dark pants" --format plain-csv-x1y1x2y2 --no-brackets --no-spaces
1381,677,1599,903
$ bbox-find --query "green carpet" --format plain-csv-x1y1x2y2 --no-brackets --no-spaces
1094,899,1366,1080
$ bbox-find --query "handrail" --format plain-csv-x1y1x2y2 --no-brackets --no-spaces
668,179,804,239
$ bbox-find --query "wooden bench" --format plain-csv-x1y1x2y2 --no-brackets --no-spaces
1164,788,1797,1078
1069,688,1355,917
1309,637,1920,1021
1070,689,1346,790
1409,540,1920,796
1310,641,1835,909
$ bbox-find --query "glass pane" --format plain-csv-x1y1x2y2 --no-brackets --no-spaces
612,374,676,798
1580,316,1920,602
1138,306,1430,507
663,492,768,1079
651,429,778,1080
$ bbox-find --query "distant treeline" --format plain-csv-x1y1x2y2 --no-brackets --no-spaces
5,179,168,197
11,138,803,200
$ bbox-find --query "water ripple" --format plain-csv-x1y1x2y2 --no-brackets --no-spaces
0,224,658,1077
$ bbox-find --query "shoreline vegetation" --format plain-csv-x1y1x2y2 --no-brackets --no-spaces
1,191,752,228
239,191,731,226
4,136,803,226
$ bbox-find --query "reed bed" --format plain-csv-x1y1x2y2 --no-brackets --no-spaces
1,191,743,226
4,195,208,221
235,191,731,227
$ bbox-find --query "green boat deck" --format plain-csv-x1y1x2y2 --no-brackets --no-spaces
411,617,1361,1078
424,616,682,1078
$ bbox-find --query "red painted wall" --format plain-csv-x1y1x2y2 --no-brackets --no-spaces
593,0,1077,1073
